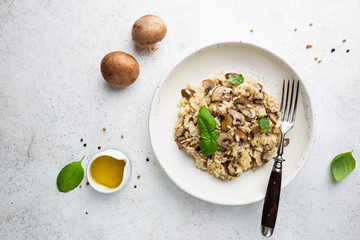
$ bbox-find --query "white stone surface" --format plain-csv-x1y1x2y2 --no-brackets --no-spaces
1,0,359,239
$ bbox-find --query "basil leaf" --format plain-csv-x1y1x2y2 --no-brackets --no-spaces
257,117,269,133
211,131,220,139
197,107,216,133
331,151,356,182
228,74,244,85
57,156,85,193
201,132,211,140
200,137,218,156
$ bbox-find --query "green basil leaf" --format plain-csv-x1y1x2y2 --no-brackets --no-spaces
211,131,220,139
200,137,218,156
197,107,216,133
57,156,85,193
228,74,244,85
201,132,211,140
331,151,356,182
257,117,269,133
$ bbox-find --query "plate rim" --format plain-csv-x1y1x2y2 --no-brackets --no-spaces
148,41,314,205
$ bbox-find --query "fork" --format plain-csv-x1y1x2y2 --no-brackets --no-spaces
261,79,300,237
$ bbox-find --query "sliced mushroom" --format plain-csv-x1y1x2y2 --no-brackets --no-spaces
248,91,256,101
216,132,233,149
240,108,256,119
221,113,233,131
263,145,272,152
234,129,248,142
250,123,260,135
284,138,290,147
181,89,195,100
225,72,237,79
202,79,215,93
228,109,245,126
175,127,185,137
268,112,278,124
254,150,264,166
226,161,240,177
208,103,219,117
211,86,232,102
175,136,191,149
234,98,256,119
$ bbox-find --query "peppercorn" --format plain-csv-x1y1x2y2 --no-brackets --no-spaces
346,49,350,53
98,146,101,150
80,138,83,142
83,143,87,147
146,158,149,162
331,48,335,52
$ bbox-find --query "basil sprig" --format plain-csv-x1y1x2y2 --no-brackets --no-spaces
331,151,356,182
228,74,244,85
257,117,269,133
197,107,219,156
57,156,85,193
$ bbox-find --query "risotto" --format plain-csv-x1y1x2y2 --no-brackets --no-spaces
174,71,282,180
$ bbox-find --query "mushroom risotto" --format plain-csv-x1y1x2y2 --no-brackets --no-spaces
174,71,281,180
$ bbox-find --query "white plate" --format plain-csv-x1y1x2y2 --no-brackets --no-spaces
149,42,314,205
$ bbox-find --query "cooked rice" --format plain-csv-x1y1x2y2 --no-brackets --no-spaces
174,71,281,180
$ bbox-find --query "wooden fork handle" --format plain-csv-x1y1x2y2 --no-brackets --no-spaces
261,161,282,237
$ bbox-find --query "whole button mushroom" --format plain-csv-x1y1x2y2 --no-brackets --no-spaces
100,51,140,88
131,15,167,52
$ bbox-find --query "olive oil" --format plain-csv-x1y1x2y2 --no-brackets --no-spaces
90,155,126,189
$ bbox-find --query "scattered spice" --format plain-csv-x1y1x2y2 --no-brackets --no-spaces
331,48,335,53
103,127,106,131
294,28,298,31
343,39,347,43
318,59,322,63
79,185,82,188
306,44,312,49
11,202,13,204
314,57,318,61
346,49,350,53
309,22,313,26
80,138,83,142
146,158,149,162
98,146,101,150
137,175,141,179
86,181,90,186
83,143,87,147
121,134,124,139
250,29,253,33
134,185,137,188
86,212,88,215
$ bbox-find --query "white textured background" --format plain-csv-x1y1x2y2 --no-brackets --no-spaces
1,0,360,239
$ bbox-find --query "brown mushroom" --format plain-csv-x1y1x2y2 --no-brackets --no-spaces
221,113,233,131
263,145,272,152
225,72,237,79
234,98,251,107
181,89,195,100
202,79,215,93
211,86,232,102
254,150,264,166
216,132,233,149
234,98,256,119
100,51,140,87
209,103,219,117
131,15,167,52
240,108,256,119
284,138,290,147
234,129,248,142
175,136,191,149
226,161,240,177
175,127,185,137
227,109,245,126
268,112,278,124
250,123,260,135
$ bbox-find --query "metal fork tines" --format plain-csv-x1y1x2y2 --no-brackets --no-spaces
261,79,300,238
277,79,300,157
